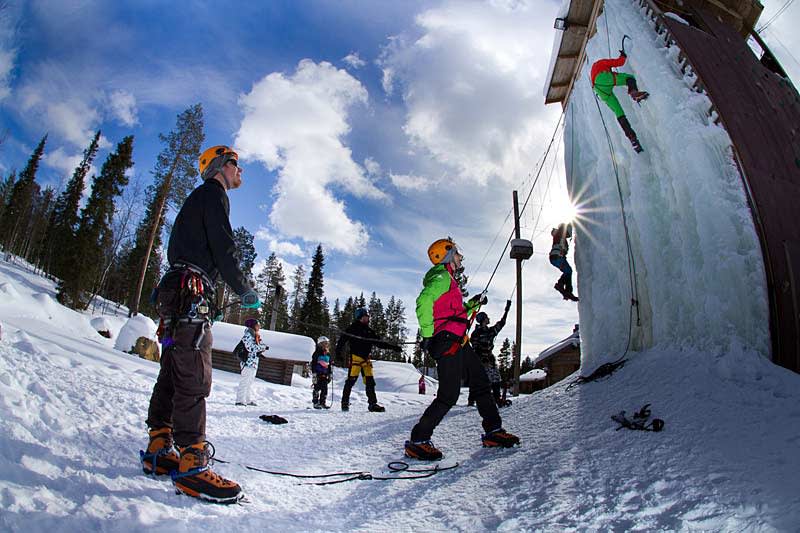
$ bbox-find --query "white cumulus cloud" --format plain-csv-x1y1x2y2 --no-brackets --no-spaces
379,0,561,185
235,59,385,255
254,226,305,257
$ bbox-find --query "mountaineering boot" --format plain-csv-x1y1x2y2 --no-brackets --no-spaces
617,116,644,153
313,403,323,409
173,442,243,504
624,77,649,103
368,403,386,412
481,428,521,448
404,440,443,461
341,402,350,412
141,427,180,475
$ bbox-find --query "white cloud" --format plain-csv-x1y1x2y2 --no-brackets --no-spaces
254,226,305,257
107,89,138,126
379,0,561,184
364,156,381,177
389,172,430,191
235,59,386,255
343,52,367,69
43,147,98,192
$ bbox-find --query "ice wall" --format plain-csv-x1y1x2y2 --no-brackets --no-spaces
564,0,770,371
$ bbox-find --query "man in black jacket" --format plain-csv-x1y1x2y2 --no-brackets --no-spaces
141,145,260,504
468,300,511,407
335,307,402,412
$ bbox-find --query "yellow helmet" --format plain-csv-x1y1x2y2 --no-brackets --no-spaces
427,237,459,265
199,145,238,179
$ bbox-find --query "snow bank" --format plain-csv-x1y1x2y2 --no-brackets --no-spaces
564,0,769,371
520,368,547,382
211,321,315,362
114,314,158,353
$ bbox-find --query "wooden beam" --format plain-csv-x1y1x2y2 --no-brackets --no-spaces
703,0,743,20
561,0,604,109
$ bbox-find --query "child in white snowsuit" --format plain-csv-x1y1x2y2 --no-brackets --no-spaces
236,318,268,406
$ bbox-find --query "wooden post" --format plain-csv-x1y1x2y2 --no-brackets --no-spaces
512,190,522,396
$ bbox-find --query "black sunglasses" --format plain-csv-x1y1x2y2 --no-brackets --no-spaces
226,159,239,167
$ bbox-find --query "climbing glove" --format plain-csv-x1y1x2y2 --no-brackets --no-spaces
240,289,261,309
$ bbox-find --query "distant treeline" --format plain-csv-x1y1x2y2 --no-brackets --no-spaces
0,104,411,361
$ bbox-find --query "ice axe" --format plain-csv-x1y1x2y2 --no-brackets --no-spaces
621,34,631,57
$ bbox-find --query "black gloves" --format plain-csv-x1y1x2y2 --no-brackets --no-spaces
469,294,488,306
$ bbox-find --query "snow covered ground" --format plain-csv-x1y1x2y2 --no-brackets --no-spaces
2,255,800,531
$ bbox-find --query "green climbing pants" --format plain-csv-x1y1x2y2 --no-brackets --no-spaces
593,71,635,118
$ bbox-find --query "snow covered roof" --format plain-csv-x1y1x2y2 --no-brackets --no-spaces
211,321,315,363
520,368,548,382
534,329,580,366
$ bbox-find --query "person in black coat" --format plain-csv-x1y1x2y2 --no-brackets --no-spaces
335,307,401,412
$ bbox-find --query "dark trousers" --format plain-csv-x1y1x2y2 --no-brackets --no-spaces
313,374,330,405
411,332,502,442
146,321,213,447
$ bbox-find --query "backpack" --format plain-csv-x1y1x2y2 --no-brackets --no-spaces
233,340,248,363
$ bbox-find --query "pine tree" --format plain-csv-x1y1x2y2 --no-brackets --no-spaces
129,104,204,315
0,170,17,231
224,227,256,323
257,252,289,331
521,355,534,375
26,186,55,266
298,245,328,339
498,337,512,381
43,131,101,277
58,136,133,308
1,135,46,256
384,296,408,362
288,264,306,333
412,329,423,368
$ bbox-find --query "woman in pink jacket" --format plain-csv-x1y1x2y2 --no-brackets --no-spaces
405,238,520,460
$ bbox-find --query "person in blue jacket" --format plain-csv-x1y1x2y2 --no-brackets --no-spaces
311,336,333,409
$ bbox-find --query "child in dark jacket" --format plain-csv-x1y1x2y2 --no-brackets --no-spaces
311,336,333,409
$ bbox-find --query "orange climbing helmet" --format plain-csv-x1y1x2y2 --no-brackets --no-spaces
427,237,459,265
199,145,238,180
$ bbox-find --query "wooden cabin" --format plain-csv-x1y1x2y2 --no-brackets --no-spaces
209,321,315,386
522,325,581,392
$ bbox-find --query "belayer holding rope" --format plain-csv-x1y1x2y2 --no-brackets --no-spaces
335,307,402,412
591,37,649,153
550,223,579,302
468,300,511,407
406,238,520,461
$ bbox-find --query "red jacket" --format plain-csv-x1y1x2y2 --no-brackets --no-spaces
591,55,626,85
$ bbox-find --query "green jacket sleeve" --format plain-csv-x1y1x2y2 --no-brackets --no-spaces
415,266,452,338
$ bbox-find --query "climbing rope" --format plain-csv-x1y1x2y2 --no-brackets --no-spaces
213,457,459,485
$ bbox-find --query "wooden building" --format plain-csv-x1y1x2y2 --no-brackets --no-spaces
209,321,315,386
521,325,581,393
545,0,800,374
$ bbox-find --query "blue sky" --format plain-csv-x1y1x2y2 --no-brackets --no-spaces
1,0,798,357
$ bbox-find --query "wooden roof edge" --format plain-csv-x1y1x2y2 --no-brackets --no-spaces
559,0,605,109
